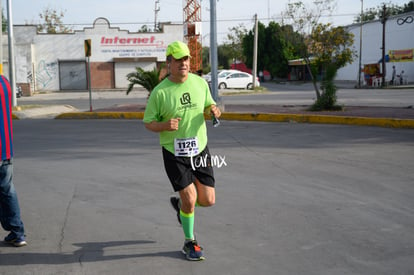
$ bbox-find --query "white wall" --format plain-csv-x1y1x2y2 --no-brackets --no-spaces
337,11,414,83
115,62,156,88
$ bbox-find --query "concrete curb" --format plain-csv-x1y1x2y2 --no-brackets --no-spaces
55,111,414,129
13,105,79,119
221,113,414,128
56,112,144,120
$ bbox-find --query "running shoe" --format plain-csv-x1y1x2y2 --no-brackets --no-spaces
182,240,205,261
4,234,27,247
170,196,182,224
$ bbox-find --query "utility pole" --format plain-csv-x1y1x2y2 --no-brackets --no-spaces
154,0,160,31
7,0,17,106
357,0,363,88
380,4,388,87
252,14,258,89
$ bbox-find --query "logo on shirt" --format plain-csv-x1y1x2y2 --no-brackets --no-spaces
177,92,198,111
180,92,191,105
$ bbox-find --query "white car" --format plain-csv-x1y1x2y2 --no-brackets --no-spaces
217,71,260,89
217,70,239,78
202,72,212,82
202,69,229,82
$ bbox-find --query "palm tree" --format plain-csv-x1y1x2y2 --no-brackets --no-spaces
126,66,164,97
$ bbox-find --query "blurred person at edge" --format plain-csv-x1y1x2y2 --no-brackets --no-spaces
0,75,27,247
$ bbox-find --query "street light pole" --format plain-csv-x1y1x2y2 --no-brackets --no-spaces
210,0,218,102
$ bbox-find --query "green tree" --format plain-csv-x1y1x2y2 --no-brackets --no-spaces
126,66,164,97
138,25,150,33
2,9,6,32
201,44,233,72
242,22,265,75
282,0,335,99
243,21,300,79
263,22,291,78
37,7,72,34
308,24,356,110
282,0,355,110
402,0,414,12
355,1,414,22
279,24,304,61
202,46,210,73
217,44,233,69
354,7,378,23
223,23,248,63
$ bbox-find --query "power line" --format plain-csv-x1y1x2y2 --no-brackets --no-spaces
33,12,362,29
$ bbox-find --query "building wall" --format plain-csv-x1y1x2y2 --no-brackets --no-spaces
114,61,155,89
337,11,414,84
3,17,184,92
91,62,115,89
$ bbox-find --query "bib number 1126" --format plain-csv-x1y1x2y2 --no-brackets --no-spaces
174,137,199,157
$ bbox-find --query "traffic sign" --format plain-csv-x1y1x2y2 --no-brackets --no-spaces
84,39,91,57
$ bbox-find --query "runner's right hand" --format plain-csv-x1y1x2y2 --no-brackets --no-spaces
166,117,181,131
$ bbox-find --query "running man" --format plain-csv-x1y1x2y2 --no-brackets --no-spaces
143,41,221,261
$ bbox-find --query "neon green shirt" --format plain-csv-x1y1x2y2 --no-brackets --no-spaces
143,73,216,156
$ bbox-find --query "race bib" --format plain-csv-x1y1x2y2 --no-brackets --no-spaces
174,137,199,157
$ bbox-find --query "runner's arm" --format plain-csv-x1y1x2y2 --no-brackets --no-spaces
145,118,181,132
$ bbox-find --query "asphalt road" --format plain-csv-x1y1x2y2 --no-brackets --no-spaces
1,119,413,275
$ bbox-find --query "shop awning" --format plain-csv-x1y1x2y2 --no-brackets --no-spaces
288,57,315,66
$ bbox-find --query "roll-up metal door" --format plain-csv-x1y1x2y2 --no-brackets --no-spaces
59,61,87,90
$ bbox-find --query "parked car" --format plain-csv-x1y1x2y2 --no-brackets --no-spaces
217,69,239,77
202,69,229,82
217,71,260,89
202,71,214,82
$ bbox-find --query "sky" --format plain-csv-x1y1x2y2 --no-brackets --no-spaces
2,0,411,44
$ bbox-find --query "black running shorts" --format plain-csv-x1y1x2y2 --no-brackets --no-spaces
162,146,215,192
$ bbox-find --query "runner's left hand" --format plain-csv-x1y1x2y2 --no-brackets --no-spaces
210,105,221,118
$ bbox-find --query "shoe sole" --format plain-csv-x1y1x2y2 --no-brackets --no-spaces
4,240,27,247
181,249,205,261
13,241,28,247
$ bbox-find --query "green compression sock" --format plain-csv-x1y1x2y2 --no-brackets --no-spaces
180,210,194,240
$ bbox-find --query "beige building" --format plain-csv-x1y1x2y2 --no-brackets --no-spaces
2,17,184,95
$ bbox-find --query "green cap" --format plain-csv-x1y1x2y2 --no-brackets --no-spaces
166,41,191,59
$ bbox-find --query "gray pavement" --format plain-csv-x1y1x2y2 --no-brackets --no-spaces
1,119,414,275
